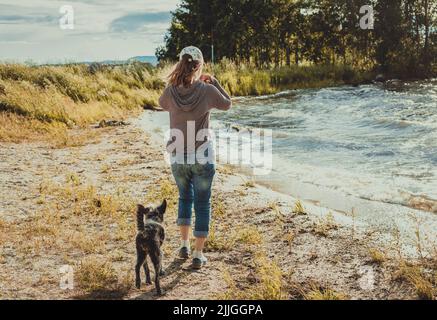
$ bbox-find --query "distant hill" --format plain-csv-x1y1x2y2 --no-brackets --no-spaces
98,56,157,66
127,56,158,65
34,56,159,67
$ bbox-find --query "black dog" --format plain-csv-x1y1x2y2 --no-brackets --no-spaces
135,199,166,295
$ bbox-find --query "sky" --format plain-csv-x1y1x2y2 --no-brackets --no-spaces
0,0,179,63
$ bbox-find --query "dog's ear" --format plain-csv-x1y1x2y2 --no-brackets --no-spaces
137,204,149,214
157,199,167,214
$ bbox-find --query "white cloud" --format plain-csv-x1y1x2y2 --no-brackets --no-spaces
0,0,179,63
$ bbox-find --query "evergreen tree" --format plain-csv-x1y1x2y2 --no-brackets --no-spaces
156,0,436,77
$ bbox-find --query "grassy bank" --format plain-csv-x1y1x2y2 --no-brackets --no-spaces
0,63,164,144
0,61,373,144
158,59,374,96
205,59,374,96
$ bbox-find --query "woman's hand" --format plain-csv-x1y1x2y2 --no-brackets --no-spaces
200,74,214,84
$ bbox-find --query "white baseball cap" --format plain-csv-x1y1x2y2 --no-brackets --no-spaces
179,46,204,63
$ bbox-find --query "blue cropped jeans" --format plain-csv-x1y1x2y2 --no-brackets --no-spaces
171,162,216,238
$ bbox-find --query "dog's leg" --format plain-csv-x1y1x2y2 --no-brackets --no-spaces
143,255,152,285
159,251,165,276
150,252,163,295
135,246,146,289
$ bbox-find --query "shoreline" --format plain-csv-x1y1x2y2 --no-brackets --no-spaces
0,121,435,299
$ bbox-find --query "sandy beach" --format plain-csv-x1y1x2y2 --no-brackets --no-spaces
1,118,436,300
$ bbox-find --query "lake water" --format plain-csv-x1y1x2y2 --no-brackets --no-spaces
213,80,437,213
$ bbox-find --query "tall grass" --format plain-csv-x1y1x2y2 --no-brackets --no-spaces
204,58,374,96
157,58,374,97
0,62,165,143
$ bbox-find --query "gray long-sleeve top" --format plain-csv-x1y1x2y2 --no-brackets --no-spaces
159,78,232,154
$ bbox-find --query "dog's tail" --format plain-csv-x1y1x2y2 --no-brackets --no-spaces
137,204,147,231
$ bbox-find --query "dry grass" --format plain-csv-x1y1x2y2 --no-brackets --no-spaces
313,212,338,237
292,200,306,215
242,179,255,188
200,59,368,96
207,211,261,252
394,262,435,300
212,196,227,218
0,62,163,145
144,178,178,214
283,231,295,252
217,164,236,175
1,167,141,298
75,257,120,293
304,284,347,300
217,220,284,300
221,251,284,300
385,219,437,300
0,112,62,142
248,253,284,300
368,248,386,265
270,202,287,227
205,222,234,252
0,112,103,147
38,173,137,218
236,226,263,245
19,184,134,247
69,231,106,254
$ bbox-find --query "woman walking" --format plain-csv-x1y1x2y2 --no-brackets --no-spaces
158,46,232,269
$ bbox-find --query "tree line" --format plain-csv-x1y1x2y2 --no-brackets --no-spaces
156,0,436,78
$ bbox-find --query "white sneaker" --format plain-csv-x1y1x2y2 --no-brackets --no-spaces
192,251,207,269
